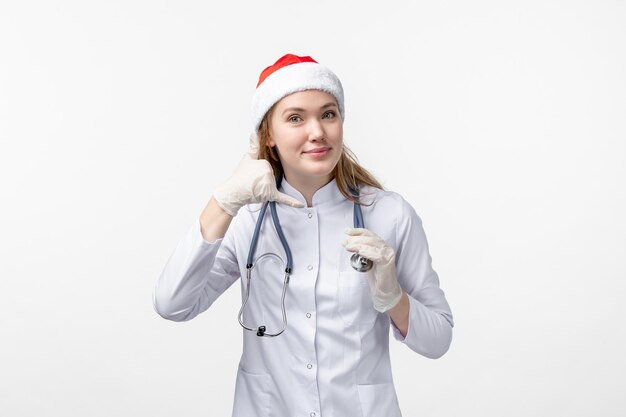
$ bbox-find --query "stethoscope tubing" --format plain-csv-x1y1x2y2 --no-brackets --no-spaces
239,180,372,337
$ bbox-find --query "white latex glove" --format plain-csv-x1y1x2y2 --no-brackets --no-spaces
342,227,404,313
213,133,305,216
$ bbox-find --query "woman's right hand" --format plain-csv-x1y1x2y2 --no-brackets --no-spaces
213,134,305,216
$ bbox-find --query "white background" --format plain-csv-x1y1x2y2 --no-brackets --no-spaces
1,1,625,416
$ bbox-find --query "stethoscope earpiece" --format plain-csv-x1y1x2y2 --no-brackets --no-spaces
350,253,373,272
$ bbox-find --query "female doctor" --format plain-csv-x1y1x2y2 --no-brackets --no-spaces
153,53,454,417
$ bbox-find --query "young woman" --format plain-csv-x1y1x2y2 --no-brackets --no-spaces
153,53,454,417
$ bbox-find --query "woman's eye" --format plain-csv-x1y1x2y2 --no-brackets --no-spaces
322,111,336,119
288,115,302,123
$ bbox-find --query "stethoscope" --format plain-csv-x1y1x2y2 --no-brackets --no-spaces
237,176,373,337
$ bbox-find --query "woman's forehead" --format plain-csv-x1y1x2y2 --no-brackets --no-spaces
275,90,338,110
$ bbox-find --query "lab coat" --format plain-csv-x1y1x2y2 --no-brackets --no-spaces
153,179,454,417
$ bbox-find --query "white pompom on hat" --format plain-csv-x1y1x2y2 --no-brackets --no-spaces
251,54,345,133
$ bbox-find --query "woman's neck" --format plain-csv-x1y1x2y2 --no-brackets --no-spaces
284,173,332,207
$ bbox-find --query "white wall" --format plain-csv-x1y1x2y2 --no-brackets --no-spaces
1,1,625,416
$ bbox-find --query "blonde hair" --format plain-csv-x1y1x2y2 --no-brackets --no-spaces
257,105,384,205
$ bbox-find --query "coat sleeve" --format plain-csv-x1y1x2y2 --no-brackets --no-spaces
152,218,241,322
391,197,454,359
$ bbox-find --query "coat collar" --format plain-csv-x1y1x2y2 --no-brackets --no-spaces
280,178,345,207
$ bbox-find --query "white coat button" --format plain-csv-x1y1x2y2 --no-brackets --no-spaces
307,265,313,271
310,413,316,417
307,212,313,218
307,364,313,369
306,312,311,318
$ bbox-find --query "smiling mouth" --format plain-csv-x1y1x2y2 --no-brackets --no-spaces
304,147,330,154
303,148,331,159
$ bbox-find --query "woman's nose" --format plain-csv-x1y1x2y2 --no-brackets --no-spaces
307,119,325,141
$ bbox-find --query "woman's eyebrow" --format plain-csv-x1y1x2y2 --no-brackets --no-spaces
281,102,338,115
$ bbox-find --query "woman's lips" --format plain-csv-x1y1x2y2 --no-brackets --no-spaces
304,147,331,158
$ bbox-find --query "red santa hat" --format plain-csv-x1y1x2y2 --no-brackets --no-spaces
251,53,345,132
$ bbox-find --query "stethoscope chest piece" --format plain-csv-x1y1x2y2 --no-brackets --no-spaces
350,253,373,272
240,178,373,337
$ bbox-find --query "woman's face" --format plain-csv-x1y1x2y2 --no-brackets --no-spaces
268,90,343,185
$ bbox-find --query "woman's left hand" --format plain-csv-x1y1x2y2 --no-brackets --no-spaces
342,228,404,313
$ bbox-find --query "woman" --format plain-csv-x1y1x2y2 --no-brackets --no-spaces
153,53,454,417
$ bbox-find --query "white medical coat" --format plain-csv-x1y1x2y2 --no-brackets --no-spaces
153,179,454,417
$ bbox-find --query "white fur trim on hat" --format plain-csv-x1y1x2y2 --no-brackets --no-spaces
251,62,344,132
